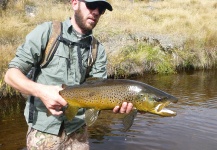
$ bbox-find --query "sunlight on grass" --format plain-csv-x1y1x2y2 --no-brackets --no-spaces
0,0,217,94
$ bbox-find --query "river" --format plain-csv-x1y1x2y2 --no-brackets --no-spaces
0,70,217,150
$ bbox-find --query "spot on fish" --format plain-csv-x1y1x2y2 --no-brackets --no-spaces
88,92,95,97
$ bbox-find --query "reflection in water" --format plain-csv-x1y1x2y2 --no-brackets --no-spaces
0,97,27,150
89,70,217,150
1,70,217,150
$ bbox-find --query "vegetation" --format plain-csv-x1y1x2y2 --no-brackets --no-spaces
110,43,176,78
0,0,217,96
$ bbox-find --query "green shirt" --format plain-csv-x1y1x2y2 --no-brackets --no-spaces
8,18,107,135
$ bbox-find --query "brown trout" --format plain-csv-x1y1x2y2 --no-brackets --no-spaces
60,78,178,129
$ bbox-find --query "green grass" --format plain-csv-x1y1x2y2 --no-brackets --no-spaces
109,43,176,77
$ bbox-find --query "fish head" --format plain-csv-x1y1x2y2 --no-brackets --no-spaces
137,91,178,117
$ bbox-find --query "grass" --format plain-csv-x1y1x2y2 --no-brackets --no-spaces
109,43,176,78
0,0,217,95
99,0,217,76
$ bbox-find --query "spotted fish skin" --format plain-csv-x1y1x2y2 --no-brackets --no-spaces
60,78,178,122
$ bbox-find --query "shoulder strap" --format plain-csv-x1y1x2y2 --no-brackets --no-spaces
40,21,98,70
40,21,62,68
86,36,98,77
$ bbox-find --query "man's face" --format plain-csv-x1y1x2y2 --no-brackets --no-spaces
74,1,104,33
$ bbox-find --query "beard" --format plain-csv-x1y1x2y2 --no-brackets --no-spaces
74,6,99,34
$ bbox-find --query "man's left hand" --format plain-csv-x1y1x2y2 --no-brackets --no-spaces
113,102,133,114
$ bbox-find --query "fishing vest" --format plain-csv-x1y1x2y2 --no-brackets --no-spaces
28,21,99,123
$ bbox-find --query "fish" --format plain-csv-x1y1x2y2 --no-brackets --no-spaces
60,78,178,130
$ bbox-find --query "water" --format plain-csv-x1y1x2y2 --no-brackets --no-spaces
1,70,217,150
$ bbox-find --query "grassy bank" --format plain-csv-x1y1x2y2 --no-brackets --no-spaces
1,0,217,96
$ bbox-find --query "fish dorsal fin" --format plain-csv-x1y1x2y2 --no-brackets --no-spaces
85,77,104,83
85,77,101,81
85,108,100,126
64,105,79,121
122,108,138,131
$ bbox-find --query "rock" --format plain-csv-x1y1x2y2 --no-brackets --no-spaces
25,5,36,17
0,0,7,10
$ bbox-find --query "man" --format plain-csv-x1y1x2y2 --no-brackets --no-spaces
4,0,133,149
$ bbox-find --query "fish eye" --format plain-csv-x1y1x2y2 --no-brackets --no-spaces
148,95,159,102
153,96,167,102
153,97,160,102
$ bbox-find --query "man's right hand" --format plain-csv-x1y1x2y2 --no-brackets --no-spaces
4,68,67,116
36,84,67,116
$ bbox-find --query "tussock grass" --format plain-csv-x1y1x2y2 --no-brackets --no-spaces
109,43,176,77
97,0,217,37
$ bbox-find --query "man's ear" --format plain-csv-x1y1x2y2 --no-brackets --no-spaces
71,0,79,11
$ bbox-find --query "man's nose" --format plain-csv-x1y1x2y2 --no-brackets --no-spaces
92,8,100,16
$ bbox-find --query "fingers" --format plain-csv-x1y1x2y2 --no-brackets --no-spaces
113,106,120,113
49,97,67,116
55,86,67,106
57,96,67,107
126,102,133,113
48,104,68,116
48,107,63,116
113,102,133,114
119,102,128,113
40,85,67,116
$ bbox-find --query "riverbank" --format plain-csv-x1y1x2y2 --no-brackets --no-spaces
1,0,217,96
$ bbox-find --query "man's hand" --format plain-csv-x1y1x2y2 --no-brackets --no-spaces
36,84,67,116
4,68,68,116
113,102,133,114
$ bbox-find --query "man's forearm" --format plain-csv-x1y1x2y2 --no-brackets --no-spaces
4,68,41,97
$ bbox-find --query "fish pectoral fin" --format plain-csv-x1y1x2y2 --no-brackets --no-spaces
122,108,137,132
64,105,79,121
85,108,100,126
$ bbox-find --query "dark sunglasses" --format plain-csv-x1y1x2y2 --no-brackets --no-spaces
79,0,106,15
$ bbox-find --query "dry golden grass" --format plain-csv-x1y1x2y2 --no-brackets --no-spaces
97,0,217,36
0,0,217,94
98,0,217,74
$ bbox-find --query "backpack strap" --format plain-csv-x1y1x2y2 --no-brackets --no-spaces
40,21,62,68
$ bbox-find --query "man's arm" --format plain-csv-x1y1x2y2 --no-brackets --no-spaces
4,68,67,115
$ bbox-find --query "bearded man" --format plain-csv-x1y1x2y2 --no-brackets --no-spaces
4,0,133,149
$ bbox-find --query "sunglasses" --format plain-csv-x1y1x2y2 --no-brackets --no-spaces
79,0,106,15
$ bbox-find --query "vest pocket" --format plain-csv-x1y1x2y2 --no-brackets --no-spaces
41,52,68,83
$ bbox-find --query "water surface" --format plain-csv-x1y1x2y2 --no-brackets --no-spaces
0,70,217,150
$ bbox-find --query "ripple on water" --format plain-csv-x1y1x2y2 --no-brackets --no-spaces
90,105,217,150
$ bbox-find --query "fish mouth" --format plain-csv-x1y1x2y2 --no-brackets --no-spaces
154,101,177,117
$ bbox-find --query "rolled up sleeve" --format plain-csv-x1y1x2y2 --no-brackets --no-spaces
8,22,51,74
